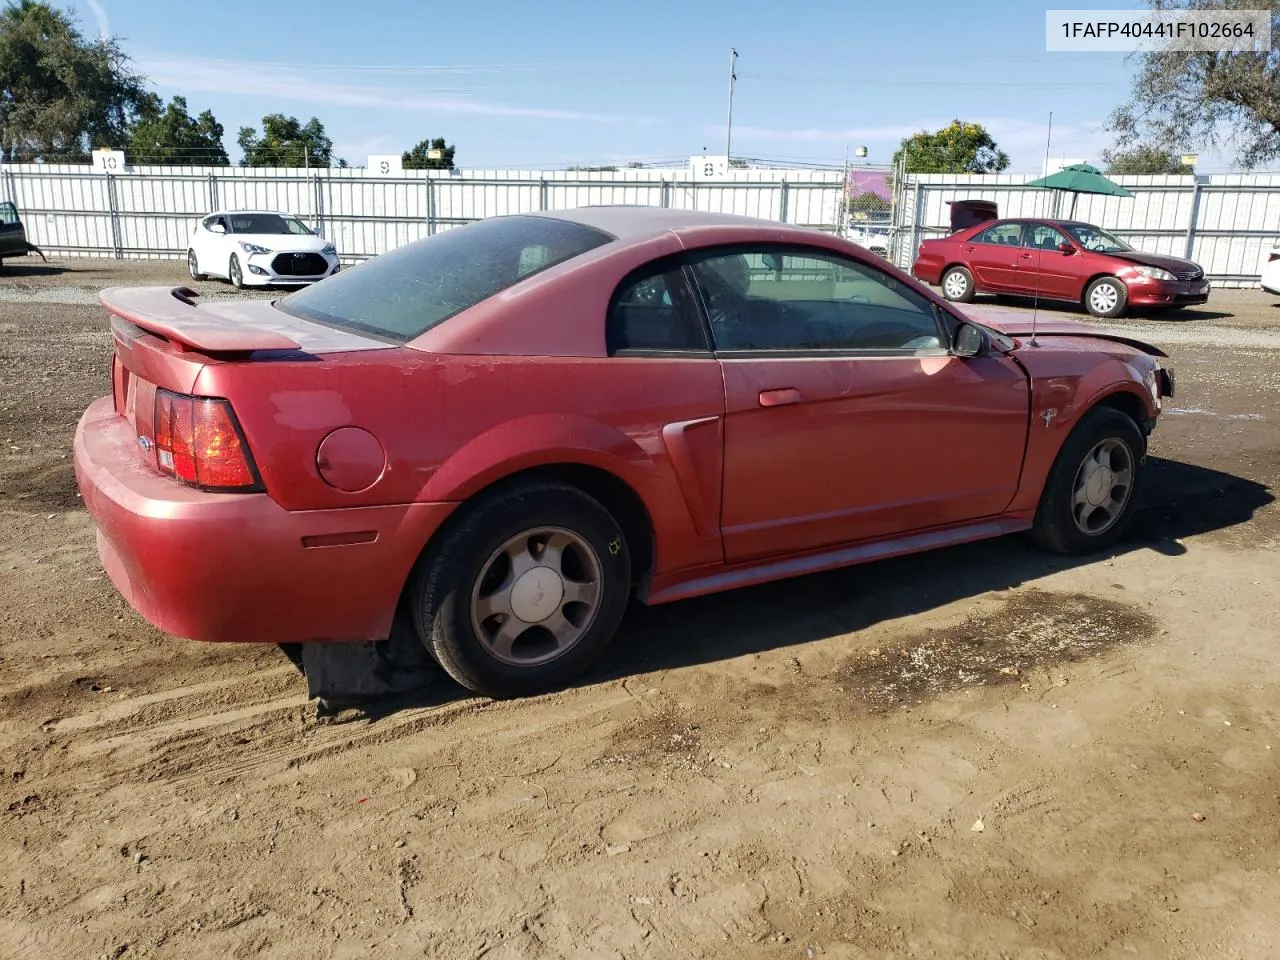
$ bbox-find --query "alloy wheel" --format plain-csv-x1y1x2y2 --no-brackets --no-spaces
469,526,604,667
1071,437,1135,535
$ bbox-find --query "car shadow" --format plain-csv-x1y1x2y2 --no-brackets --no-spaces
981,295,1233,324
307,456,1271,716
590,456,1270,683
0,260,67,278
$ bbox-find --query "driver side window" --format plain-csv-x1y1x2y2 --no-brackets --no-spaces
687,247,945,353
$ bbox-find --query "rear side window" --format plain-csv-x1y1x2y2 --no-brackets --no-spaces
0,202,19,224
607,263,709,354
277,215,613,342
974,222,1023,246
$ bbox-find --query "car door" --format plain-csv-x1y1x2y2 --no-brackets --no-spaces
687,245,1030,564
961,221,1026,292
191,215,219,275
1020,222,1080,301
0,201,25,258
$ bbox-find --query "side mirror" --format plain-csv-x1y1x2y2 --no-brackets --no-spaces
952,321,987,358
1058,241,1074,254
209,223,226,234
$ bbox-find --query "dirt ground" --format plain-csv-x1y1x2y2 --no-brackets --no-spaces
1,257,1278,960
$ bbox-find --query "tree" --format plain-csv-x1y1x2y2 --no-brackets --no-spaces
1109,0,1280,167
0,0,145,161
1102,143,1191,175
126,93,227,165
402,137,456,170
892,120,1010,174
238,114,332,167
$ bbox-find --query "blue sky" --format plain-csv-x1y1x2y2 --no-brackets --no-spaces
69,0,1232,171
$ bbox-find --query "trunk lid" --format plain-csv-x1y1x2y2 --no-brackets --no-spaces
102,285,395,458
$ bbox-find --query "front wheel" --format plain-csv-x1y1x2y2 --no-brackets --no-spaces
410,481,632,698
1031,406,1146,555
1085,276,1127,318
228,254,244,289
941,265,975,302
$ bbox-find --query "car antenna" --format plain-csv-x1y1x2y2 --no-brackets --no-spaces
1029,112,1053,348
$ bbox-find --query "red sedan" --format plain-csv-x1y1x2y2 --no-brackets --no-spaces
912,217,1210,318
74,208,1174,698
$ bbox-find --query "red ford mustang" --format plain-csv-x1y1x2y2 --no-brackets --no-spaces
912,217,1209,318
74,208,1175,698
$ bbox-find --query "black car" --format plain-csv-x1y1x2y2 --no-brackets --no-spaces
0,201,43,269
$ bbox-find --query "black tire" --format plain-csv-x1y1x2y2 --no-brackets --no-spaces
409,480,632,698
941,265,975,302
187,249,206,281
229,254,244,289
1084,276,1127,318
1031,406,1146,555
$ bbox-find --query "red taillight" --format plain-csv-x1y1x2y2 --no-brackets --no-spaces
1269,253,1280,262
153,389,260,491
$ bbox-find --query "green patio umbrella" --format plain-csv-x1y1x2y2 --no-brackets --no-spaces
1025,163,1134,218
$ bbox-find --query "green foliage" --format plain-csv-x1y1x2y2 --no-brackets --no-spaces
402,137,456,170
847,191,890,214
1109,0,1280,167
1102,143,1191,175
892,120,1010,174
126,94,227,165
0,0,145,161
238,114,332,167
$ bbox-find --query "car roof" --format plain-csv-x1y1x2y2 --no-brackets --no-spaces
527,206,813,241
207,209,297,217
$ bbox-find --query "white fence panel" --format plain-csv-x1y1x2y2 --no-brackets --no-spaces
0,163,848,262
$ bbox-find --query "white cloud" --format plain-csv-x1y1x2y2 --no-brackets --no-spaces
137,54,639,124
84,0,110,38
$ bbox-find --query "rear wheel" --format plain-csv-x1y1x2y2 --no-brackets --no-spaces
410,481,632,698
229,254,244,289
941,265,975,302
1084,276,1127,318
187,249,206,281
1032,406,1145,555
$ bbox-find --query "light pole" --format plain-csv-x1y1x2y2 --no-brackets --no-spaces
726,48,738,161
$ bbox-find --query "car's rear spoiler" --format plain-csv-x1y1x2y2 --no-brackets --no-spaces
100,286,301,353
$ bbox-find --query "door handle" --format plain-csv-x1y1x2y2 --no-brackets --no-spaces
1019,252,1034,260
759,388,803,407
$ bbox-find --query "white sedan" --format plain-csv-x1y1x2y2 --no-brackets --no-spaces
1262,244,1280,295
187,210,340,288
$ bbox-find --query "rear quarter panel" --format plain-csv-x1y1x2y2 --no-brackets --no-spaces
193,351,728,577
911,238,952,284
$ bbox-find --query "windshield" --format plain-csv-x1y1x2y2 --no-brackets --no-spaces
1063,223,1132,253
275,214,613,342
229,213,313,235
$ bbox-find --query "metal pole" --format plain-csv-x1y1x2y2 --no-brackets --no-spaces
726,48,738,160
838,145,849,236
1185,177,1203,260
1042,111,1053,217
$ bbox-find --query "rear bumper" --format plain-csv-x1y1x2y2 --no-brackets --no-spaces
911,260,943,285
74,397,456,644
